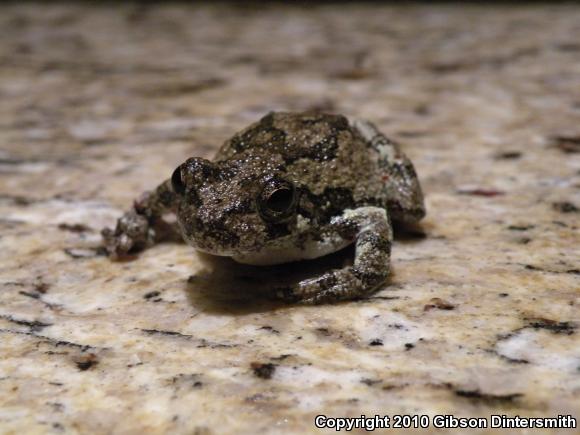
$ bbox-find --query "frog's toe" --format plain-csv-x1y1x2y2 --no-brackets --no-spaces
101,211,154,259
274,268,385,305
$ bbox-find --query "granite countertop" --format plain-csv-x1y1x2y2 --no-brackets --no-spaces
0,3,579,434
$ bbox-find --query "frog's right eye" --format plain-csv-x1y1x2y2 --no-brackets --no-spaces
171,166,185,195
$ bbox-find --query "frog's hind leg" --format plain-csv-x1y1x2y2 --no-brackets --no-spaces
277,207,392,304
352,118,426,224
102,179,182,259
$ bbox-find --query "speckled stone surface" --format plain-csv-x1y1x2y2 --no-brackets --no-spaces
1,3,579,434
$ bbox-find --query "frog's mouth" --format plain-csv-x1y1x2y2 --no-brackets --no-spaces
181,235,242,258
189,245,238,258
179,210,313,261
182,229,271,259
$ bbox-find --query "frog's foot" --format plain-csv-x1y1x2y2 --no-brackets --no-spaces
276,207,392,304
102,209,155,259
102,179,179,260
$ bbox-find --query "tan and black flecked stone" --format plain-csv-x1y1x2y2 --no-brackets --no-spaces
0,3,579,434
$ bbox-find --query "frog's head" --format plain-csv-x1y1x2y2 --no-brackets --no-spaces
171,156,300,256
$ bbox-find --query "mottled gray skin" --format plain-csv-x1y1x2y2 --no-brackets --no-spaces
102,112,425,304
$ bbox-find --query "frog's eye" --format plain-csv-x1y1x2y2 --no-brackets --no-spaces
258,178,297,222
171,165,185,195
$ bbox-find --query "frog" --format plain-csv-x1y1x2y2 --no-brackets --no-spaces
102,112,425,304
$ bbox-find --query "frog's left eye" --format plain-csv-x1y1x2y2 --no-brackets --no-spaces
258,178,296,222
171,165,185,195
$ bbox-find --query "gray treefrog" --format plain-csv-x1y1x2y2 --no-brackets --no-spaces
102,112,425,304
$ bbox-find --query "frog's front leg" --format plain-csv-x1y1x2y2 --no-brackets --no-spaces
102,179,181,259
278,207,393,304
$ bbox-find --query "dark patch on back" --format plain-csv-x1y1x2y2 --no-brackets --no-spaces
292,134,339,163
229,112,350,164
229,113,287,153
284,113,349,163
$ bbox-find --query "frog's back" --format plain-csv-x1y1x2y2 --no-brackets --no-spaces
215,112,384,205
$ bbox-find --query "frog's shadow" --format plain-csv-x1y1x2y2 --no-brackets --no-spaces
184,245,358,315
182,220,425,315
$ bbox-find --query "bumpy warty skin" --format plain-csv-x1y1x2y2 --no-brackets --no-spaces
175,111,424,258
